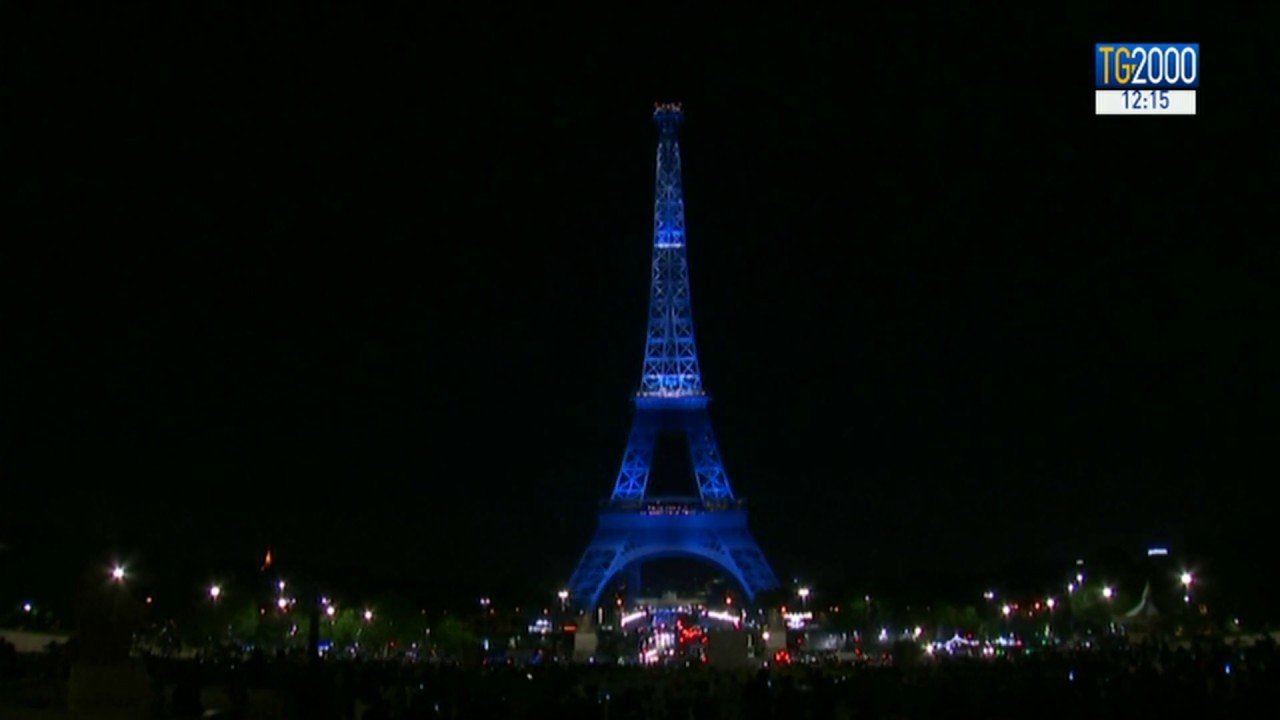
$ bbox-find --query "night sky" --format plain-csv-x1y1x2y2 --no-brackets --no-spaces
4,7,1276,607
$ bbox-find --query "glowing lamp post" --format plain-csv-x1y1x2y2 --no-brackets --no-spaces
326,605,336,618
798,587,810,608
1180,572,1193,588
1101,586,1114,600
208,585,221,602
111,566,125,582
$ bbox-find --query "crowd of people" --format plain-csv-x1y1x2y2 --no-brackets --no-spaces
0,636,1274,718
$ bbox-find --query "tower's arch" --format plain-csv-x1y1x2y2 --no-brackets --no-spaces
568,506,776,612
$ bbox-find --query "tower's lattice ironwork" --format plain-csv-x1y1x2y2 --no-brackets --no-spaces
567,103,779,612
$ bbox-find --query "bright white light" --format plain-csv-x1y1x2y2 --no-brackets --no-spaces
208,585,221,599
983,590,996,600
277,597,288,609
1067,582,1076,593
1147,547,1169,556
1046,597,1056,609
706,610,740,624
912,626,922,638
761,631,771,641
364,609,373,621
1076,573,1084,583
797,587,811,599
1180,572,1193,587
111,566,125,581
278,580,286,591
326,605,336,617
620,611,647,626
1001,604,1011,617
784,611,812,629
22,603,32,612
557,590,569,600
1101,586,1114,599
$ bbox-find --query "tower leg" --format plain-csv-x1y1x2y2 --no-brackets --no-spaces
611,413,658,501
685,409,735,501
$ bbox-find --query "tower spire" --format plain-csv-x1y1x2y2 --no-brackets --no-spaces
640,102,703,398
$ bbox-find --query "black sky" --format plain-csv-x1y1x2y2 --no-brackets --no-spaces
3,6,1277,604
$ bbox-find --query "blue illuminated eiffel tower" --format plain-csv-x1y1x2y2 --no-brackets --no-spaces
567,103,780,611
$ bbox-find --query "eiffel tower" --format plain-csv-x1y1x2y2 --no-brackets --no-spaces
566,103,779,611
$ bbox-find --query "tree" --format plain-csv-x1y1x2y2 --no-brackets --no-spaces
959,606,985,636
328,609,360,649
229,601,261,644
372,595,428,648
431,616,479,659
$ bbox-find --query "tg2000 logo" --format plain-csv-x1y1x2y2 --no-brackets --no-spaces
1095,44,1199,89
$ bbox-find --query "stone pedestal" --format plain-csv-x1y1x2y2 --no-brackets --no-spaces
66,660,152,717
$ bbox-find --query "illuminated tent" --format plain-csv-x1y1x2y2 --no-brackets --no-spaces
1124,583,1160,619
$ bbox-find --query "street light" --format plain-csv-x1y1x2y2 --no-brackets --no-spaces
326,605,336,617
1101,586,1114,600
363,609,373,622
111,566,125,582
1001,604,1012,617
1046,597,1056,609
208,585,221,601
1180,571,1193,587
